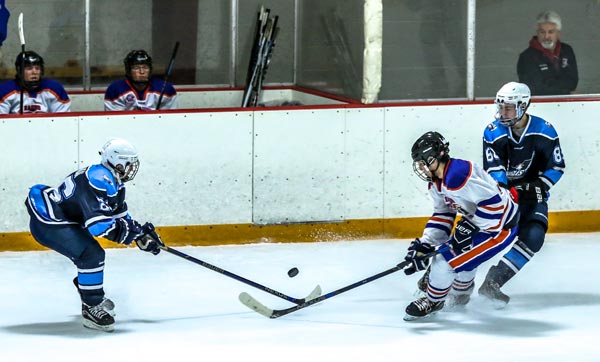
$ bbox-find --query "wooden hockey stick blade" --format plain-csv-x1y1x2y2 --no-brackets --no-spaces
239,284,322,318
238,246,447,319
239,292,274,318
18,13,25,45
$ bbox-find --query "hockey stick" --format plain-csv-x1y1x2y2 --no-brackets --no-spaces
241,9,272,107
249,15,279,107
156,41,180,110
244,7,267,89
159,245,322,304
239,246,447,319
18,13,25,115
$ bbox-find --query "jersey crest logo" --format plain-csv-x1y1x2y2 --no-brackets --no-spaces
125,94,136,104
443,196,467,215
507,152,535,179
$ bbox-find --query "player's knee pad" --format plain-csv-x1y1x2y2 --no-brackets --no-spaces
519,221,546,253
75,243,105,269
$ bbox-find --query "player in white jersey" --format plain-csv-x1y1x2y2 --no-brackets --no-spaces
104,50,177,111
402,131,520,321
0,51,71,114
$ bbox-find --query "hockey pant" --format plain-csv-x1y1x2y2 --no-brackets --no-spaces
426,226,519,302
29,218,106,306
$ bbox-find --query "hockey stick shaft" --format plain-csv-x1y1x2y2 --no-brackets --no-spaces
160,245,319,304
250,16,279,107
241,246,447,318
18,13,25,115
156,41,180,110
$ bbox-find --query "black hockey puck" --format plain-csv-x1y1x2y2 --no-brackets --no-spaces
287,267,299,278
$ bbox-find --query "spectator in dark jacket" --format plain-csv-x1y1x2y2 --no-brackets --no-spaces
517,10,578,96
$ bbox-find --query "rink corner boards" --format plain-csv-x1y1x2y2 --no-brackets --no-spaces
1,210,599,252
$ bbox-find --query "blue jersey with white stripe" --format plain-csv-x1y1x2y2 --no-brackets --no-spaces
482,115,565,191
25,164,128,238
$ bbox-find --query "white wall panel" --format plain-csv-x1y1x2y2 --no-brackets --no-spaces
252,108,346,224
525,102,598,211
0,116,79,231
343,107,385,219
1,99,597,233
77,112,253,226
384,103,509,218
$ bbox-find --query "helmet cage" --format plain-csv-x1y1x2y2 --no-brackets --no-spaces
110,158,140,183
495,101,527,127
413,158,437,182
100,139,140,183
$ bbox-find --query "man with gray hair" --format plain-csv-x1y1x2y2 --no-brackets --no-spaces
517,10,578,95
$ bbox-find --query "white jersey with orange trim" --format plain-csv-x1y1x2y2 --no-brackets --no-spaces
420,158,519,247
104,77,177,111
0,79,71,114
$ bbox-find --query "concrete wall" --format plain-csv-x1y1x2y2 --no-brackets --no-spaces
1,98,596,233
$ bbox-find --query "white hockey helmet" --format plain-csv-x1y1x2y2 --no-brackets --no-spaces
100,138,140,182
494,82,531,127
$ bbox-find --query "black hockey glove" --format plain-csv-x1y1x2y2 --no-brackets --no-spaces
135,222,164,255
403,238,435,275
107,217,144,245
514,179,548,204
451,218,479,254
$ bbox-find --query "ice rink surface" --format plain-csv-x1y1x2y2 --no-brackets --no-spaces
1,233,599,362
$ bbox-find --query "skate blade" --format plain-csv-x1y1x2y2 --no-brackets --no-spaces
403,310,440,322
478,294,509,309
83,319,115,332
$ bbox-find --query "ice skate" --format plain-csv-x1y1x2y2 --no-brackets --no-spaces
99,297,116,317
446,283,474,308
404,297,444,321
478,265,511,308
82,302,115,332
478,278,510,308
73,277,115,316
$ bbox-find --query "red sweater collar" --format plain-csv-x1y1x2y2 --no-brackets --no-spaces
529,36,562,65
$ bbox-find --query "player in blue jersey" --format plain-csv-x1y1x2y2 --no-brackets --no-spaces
104,49,177,111
479,82,565,306
0,51,71,114
403,132,520,320
25,138,164,332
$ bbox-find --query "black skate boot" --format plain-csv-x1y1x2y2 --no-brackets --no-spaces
447,283,474,307
404,297,444,321
73,277,116,316
82,302,115,332
417,267,431,293
478,265,512,307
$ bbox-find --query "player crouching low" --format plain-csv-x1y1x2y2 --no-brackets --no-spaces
402,131,520,321
25,138,164,332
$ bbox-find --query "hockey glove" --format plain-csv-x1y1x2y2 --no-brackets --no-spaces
107,217,144,245
135,222,164,255
451,218,479,254
403,238,435,275
514,179,547,204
